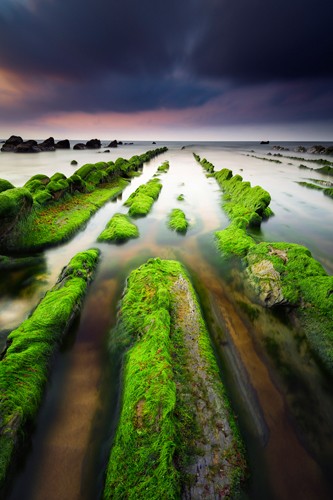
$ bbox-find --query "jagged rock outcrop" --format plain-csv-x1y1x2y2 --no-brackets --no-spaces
107,140,118,148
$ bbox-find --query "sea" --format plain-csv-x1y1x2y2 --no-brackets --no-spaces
0,140,332,499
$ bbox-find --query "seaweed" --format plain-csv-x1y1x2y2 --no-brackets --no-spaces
104,258,246,498
97,213,139,242
167,208,189,233
0,249,100,487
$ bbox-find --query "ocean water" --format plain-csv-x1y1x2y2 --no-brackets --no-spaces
1,140,333,499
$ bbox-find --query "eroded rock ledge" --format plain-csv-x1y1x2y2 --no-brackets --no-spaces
104,258,246,499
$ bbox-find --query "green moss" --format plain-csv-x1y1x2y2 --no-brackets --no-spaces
50,172,67,182
323,187,333,199
34,191,53,206
177,194,184,201
74,163,97,179
157,161,170,173
167,208,189,233
47,179,69,195
0,179,15,193
0,249,100,487
124,178,162,217
105,259,246,498
0,188,33,220
317,165,333,176
215,169,272,226
3,179,129,253
215,221,256,257
97,213,139,242
24,179,46,194
193,153,215,173
24,174,50,185
245,242,333,372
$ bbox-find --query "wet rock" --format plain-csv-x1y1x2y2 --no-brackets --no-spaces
16,140,41,153
307,144,333,155
73,143,86,150
39,137,55,151
245,259,287,307
86,138,101,149
70,160,78,165
1,135,23,152
107,140,118,148
55,139,70,149
272,145,289,151
260,140,269,144
295,146,307,153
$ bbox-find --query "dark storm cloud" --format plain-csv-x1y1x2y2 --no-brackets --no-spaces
189,0,333,81
0,0,201,80
0,0,332,123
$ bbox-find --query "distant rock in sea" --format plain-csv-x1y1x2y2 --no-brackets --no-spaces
55,139,70,149
294,146,307,153
107,140,118,148
73,143,87,150
86,138,101,149
272,145,289,151
260,140,270,144
1,136,73,152
1,135,24,152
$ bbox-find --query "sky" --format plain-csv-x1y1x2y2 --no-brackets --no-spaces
0,0,332,141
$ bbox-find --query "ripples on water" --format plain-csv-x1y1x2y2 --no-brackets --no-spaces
1,141,333,499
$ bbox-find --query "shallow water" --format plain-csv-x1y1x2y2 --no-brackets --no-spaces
1,141,333,499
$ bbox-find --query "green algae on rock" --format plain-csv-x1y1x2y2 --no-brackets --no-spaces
0,248,100,488
3,178,130,253
0,180,15,194
297,181,333,199
0,148,167,253
167,208,189,233
212,166,273,257
104,258,246,499
124,177,162,217
215,168,273,226
97,213,139,242
193,153,215,173
156,160,170,173
0,188,33,241
244,242,333,372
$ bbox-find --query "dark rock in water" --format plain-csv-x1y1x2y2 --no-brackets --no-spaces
103,149,110,153
1,135,23,152
39,137,55,151
16,140,41,153
307,144,333,155
74,143,86,150
71,160,78,165
152,141,156,144
181,146,186,150
260,140,269,144
107,140,118,148
308,144,326,154
86,138,101,149
73,143,86,150
272,145,289,151
55,139,70,149
118,141,123,145
295,145,307,153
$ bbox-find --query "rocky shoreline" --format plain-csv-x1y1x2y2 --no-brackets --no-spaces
0,135,125,153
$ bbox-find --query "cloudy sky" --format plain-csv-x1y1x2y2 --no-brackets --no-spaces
0,0,332,140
